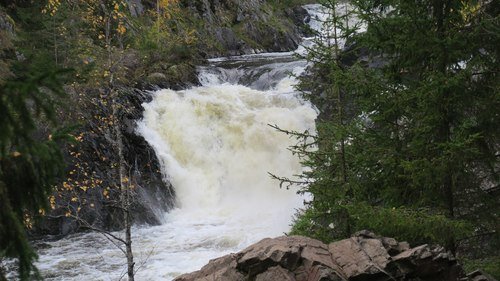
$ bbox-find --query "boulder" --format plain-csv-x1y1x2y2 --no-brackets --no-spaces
146,72,168,87
175,231,496,281
175,254,245,281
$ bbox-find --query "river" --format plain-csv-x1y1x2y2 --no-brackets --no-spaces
18,4,328,281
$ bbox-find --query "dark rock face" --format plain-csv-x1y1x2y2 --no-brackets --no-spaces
31,86,177,237
29,46,200,237
175,231,493,281
181,0,310,57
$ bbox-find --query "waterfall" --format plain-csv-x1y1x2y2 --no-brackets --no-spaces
22,4,329,281
137,81,316,223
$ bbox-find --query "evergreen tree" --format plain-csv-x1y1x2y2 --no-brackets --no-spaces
0,15,69,280
352,0,499,250
292,0,365,239
289,0,499,257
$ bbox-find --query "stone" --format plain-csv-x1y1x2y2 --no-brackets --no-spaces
126,0,144,17
175,254,245,281
468,270,497,281
237,236,304,275
183,0,310,57
255,266,296,281
328,237,391,279
392,244,464,280
174,232,488,281
146,72,168,86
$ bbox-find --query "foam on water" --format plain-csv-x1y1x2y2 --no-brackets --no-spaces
14,4,361,280
30,71,317,281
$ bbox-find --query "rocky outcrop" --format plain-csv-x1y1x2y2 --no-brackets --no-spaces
180,0,310,57
28,45,199,237
30,85,177,237
0,11,15,82
175,231,495,281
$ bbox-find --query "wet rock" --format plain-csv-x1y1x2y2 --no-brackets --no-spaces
285,6,314,37
175,232,493,281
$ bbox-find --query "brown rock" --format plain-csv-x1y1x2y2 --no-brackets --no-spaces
237,236,308,275
175,253,245,281
174,232,492,281
328,237,391,279
304,265,344,281
255,266,296,281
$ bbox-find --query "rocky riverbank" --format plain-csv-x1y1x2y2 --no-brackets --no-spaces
175,231,497,281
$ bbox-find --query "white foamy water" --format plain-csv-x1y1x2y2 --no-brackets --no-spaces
8,4,363,280
30,63,317,281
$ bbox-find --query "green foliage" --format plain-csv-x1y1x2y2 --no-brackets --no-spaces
0,20,70,278
290,208,335,243
462,256,500,279
291,204,472,246
286,0,499,257
348,204,471,246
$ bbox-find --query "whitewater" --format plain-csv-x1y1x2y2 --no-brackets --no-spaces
6,4,340,280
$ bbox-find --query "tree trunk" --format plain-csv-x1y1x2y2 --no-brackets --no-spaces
112,94,135,281
331,5,348,184
435,0,456,254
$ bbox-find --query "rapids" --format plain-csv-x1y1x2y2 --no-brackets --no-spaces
5,4,340,280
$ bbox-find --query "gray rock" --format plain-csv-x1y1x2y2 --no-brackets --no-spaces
0,12,14,36
146,72,167,85
126,0,144,16
183,0,309,57
468,270,497,281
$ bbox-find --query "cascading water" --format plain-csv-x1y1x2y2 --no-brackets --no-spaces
7,4,335,281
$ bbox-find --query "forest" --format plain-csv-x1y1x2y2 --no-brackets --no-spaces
0,0,498,280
